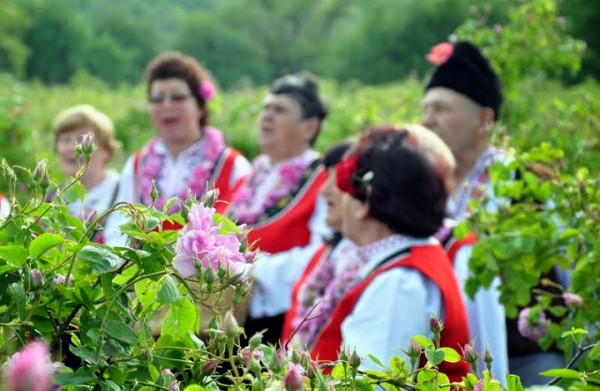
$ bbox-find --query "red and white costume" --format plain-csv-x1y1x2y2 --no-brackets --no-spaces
104,129,251,246
310,236,471,383
228,149,329,343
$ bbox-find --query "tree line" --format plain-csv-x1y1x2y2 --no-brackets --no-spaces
0,0,598,89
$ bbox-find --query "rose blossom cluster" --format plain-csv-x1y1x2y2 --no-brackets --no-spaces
173,203,251,282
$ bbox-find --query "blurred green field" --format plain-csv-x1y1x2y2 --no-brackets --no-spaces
1,72,599,194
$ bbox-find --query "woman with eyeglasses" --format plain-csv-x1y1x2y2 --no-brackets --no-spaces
105,51,251,246
310,125,470,382
227,71,330,345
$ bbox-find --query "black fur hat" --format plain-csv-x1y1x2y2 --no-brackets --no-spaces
426,41,503,119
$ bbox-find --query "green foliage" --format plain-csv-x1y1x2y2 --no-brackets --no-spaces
461,144,600,383
0,159,519,390
21,0,90,84
0,0,30,78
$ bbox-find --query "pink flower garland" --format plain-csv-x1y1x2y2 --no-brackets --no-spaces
139,127,225,212
291,235,411,348
230,154,311,224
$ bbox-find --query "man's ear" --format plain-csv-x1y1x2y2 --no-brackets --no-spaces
480,107,495,126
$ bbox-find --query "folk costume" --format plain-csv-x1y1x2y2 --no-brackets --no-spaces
281,237,357,346
229,149,330,344
308,235,470,383
104,127,251,246
437,220,509,382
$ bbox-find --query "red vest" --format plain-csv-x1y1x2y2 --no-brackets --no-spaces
246,167,327,254
281,244,329,342
444,231,477,265
133,146,244,230
310,244,470,383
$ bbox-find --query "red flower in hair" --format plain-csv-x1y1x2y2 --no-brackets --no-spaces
336,154,359,197
426,42,454,66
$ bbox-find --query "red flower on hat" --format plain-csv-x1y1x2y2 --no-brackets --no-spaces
426,42,454,66
336,154,359,197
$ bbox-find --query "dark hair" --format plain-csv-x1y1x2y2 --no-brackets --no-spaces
270,71,328,146
353,125,449,238
323,140,353,169
145,51,212,127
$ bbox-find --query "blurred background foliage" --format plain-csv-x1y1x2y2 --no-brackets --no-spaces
0,0,599,193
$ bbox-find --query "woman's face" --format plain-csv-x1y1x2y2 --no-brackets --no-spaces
340,192,367,245
258,93,316,163
149,78,203,148
55,128,109,178
322,167,344,230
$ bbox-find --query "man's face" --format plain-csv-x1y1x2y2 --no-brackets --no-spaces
422,87,484,160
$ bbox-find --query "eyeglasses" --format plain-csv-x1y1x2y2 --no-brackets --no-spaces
148,91,193,104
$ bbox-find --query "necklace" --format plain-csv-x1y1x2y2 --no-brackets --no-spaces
229,154,312,224
451,148,501,219
138,127,225,211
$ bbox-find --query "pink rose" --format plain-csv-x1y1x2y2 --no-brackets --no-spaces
517,307,549,341
6,341,54,391
284,363,306,391
426,42,454,66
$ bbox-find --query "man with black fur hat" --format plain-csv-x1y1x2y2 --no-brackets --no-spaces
422,41,567,386
423,40,503,220
422,40,510,383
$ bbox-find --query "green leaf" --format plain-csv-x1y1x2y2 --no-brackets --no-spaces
416,368,437,382
366,353,386,369
70,345,100,365
411,335,434,348
29,233,63,259
539,368,581,380
63,182,86,203
0,245,29,266
330,362,348,380
105,320,138,345
424,347,445,366
8,283,27,319
53,368,96,385
505,374,525,391
162,297,197,336
439,347,461,363
589,343,600,361
353,379,373,391
184,386,205,391
102,339,125,357
389,355,406,373
158,275,180,304
77,245,122,274
213,213,241,235
100,380,121,391
106,366,126,385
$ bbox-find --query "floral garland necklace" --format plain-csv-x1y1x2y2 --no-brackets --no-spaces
291,235,412,348
139,127,225,211
229,153,311,224
450,147,501,219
